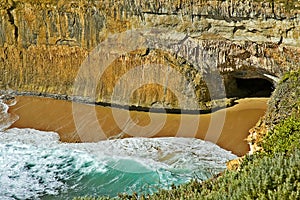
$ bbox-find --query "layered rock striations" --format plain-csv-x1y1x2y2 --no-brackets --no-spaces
1,0,300,109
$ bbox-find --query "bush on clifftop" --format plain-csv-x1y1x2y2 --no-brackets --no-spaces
262,117,300,154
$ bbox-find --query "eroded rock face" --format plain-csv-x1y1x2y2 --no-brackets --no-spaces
1,0,300,110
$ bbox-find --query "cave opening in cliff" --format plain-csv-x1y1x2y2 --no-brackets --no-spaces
234,78,274,98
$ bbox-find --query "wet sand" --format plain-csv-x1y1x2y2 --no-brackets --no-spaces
8,96,268,156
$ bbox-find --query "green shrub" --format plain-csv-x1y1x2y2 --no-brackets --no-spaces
262,117,300,154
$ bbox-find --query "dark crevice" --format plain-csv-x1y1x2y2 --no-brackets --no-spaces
247,29,261,33
7,3,19,43
235,78,274,98
277,36,283,45
225,76,275,99
140,48,150,57
233,25,246,34
285,26,295,36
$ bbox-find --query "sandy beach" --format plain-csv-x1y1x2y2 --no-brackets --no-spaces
8,96,268,156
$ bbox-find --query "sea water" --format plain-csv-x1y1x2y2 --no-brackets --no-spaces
0,96,237,199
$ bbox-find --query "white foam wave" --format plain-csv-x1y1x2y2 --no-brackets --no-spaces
0,130,109,199
1,128,237,173
1,128,60,146
72,137,237,173
0,95,19,131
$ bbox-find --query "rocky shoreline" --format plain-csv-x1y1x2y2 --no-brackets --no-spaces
1,89,238,114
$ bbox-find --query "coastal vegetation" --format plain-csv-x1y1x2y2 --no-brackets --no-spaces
74,70,300,199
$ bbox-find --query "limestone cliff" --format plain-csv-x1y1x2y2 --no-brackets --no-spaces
1,0,300,110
